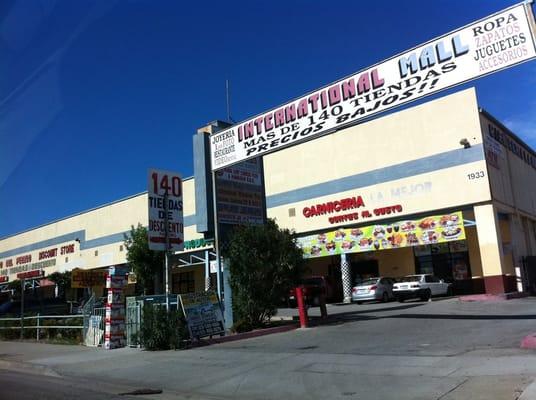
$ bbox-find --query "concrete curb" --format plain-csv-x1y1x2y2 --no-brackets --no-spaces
520,332,536,349
519,378,536,400
196,323,298,346
0,359,60,377
459,292,529,302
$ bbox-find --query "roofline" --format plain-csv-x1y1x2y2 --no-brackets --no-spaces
0,175,194,241
479,108,536,158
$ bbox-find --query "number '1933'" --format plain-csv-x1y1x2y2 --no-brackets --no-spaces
467,170,485,180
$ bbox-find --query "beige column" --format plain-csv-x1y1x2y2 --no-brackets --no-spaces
474,204,508,294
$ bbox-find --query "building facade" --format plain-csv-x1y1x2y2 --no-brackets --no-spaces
1,88,535,300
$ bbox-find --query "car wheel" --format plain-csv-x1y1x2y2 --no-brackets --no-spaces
446,286,453,296
382,292,389,303
420,289,431,302
356,301,363,305
397,296,405,303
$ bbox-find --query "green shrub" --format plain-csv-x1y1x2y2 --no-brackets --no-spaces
224,219,306,331
139,304,188,350
230,319,255,333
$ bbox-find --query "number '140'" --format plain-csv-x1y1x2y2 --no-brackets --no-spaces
151,173,182,196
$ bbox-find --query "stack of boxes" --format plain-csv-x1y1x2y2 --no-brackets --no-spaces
104,266,127,349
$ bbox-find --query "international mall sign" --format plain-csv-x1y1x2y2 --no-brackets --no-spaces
210,2,536,170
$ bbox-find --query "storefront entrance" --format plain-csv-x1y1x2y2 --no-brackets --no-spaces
351,260,379,284
414,241,473,294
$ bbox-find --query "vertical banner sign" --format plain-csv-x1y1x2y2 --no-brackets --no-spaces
104,266,128,350
210,2,536,170
147,169,184,251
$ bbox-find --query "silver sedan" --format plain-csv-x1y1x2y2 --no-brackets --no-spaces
352,277,395,304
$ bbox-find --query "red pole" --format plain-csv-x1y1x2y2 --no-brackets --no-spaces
296,286,308,328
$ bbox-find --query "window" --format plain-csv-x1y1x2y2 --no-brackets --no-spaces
119,245,123,252
94,250,98,256
65,257,68,263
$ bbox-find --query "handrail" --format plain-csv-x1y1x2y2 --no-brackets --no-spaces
0,326,83,330
0,315,83,321
0,314,85,340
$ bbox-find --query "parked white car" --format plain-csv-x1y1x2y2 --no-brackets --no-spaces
352,277,395,304
392,274,452,302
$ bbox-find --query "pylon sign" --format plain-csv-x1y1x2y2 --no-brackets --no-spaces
147,169,184,252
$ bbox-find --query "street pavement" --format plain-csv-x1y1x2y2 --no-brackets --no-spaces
1,297,536,399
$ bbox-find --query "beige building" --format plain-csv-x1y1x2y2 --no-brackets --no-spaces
262,88,536,297
1,88,535,299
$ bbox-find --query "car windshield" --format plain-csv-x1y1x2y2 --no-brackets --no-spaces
400,275,423,282
356,279,379,286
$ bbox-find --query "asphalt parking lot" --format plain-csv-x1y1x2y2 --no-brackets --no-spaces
1,297,536,399
262,297,536,357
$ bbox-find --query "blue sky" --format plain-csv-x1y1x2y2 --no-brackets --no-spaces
1,0,535,238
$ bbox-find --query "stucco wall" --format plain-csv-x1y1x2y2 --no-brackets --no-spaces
263,88,491,234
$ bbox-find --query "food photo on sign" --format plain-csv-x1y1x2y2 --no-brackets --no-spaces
298,212,465,258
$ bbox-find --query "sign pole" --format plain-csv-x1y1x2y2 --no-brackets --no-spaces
164,190,170,311
20,278,24,340
148,169,183,308
211,170,222,304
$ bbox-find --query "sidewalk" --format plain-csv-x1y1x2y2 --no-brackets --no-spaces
2,298,536,399
0,339,535,400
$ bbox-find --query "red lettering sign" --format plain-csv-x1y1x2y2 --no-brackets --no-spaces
39,248,58,260
303,196,365,218
16,254,32,265
17,270,44,280
60,244,75,255
0,276,8,283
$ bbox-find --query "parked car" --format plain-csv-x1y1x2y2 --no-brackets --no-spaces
288,276,333,306
392,274,452,302
352,277,394,304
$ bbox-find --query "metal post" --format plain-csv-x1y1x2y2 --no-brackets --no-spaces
164,191,170,311
222,258,233,330
136,303,141,348
20,279,24,340
36,313,40,341
215,255,221,298
204,250,210,291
